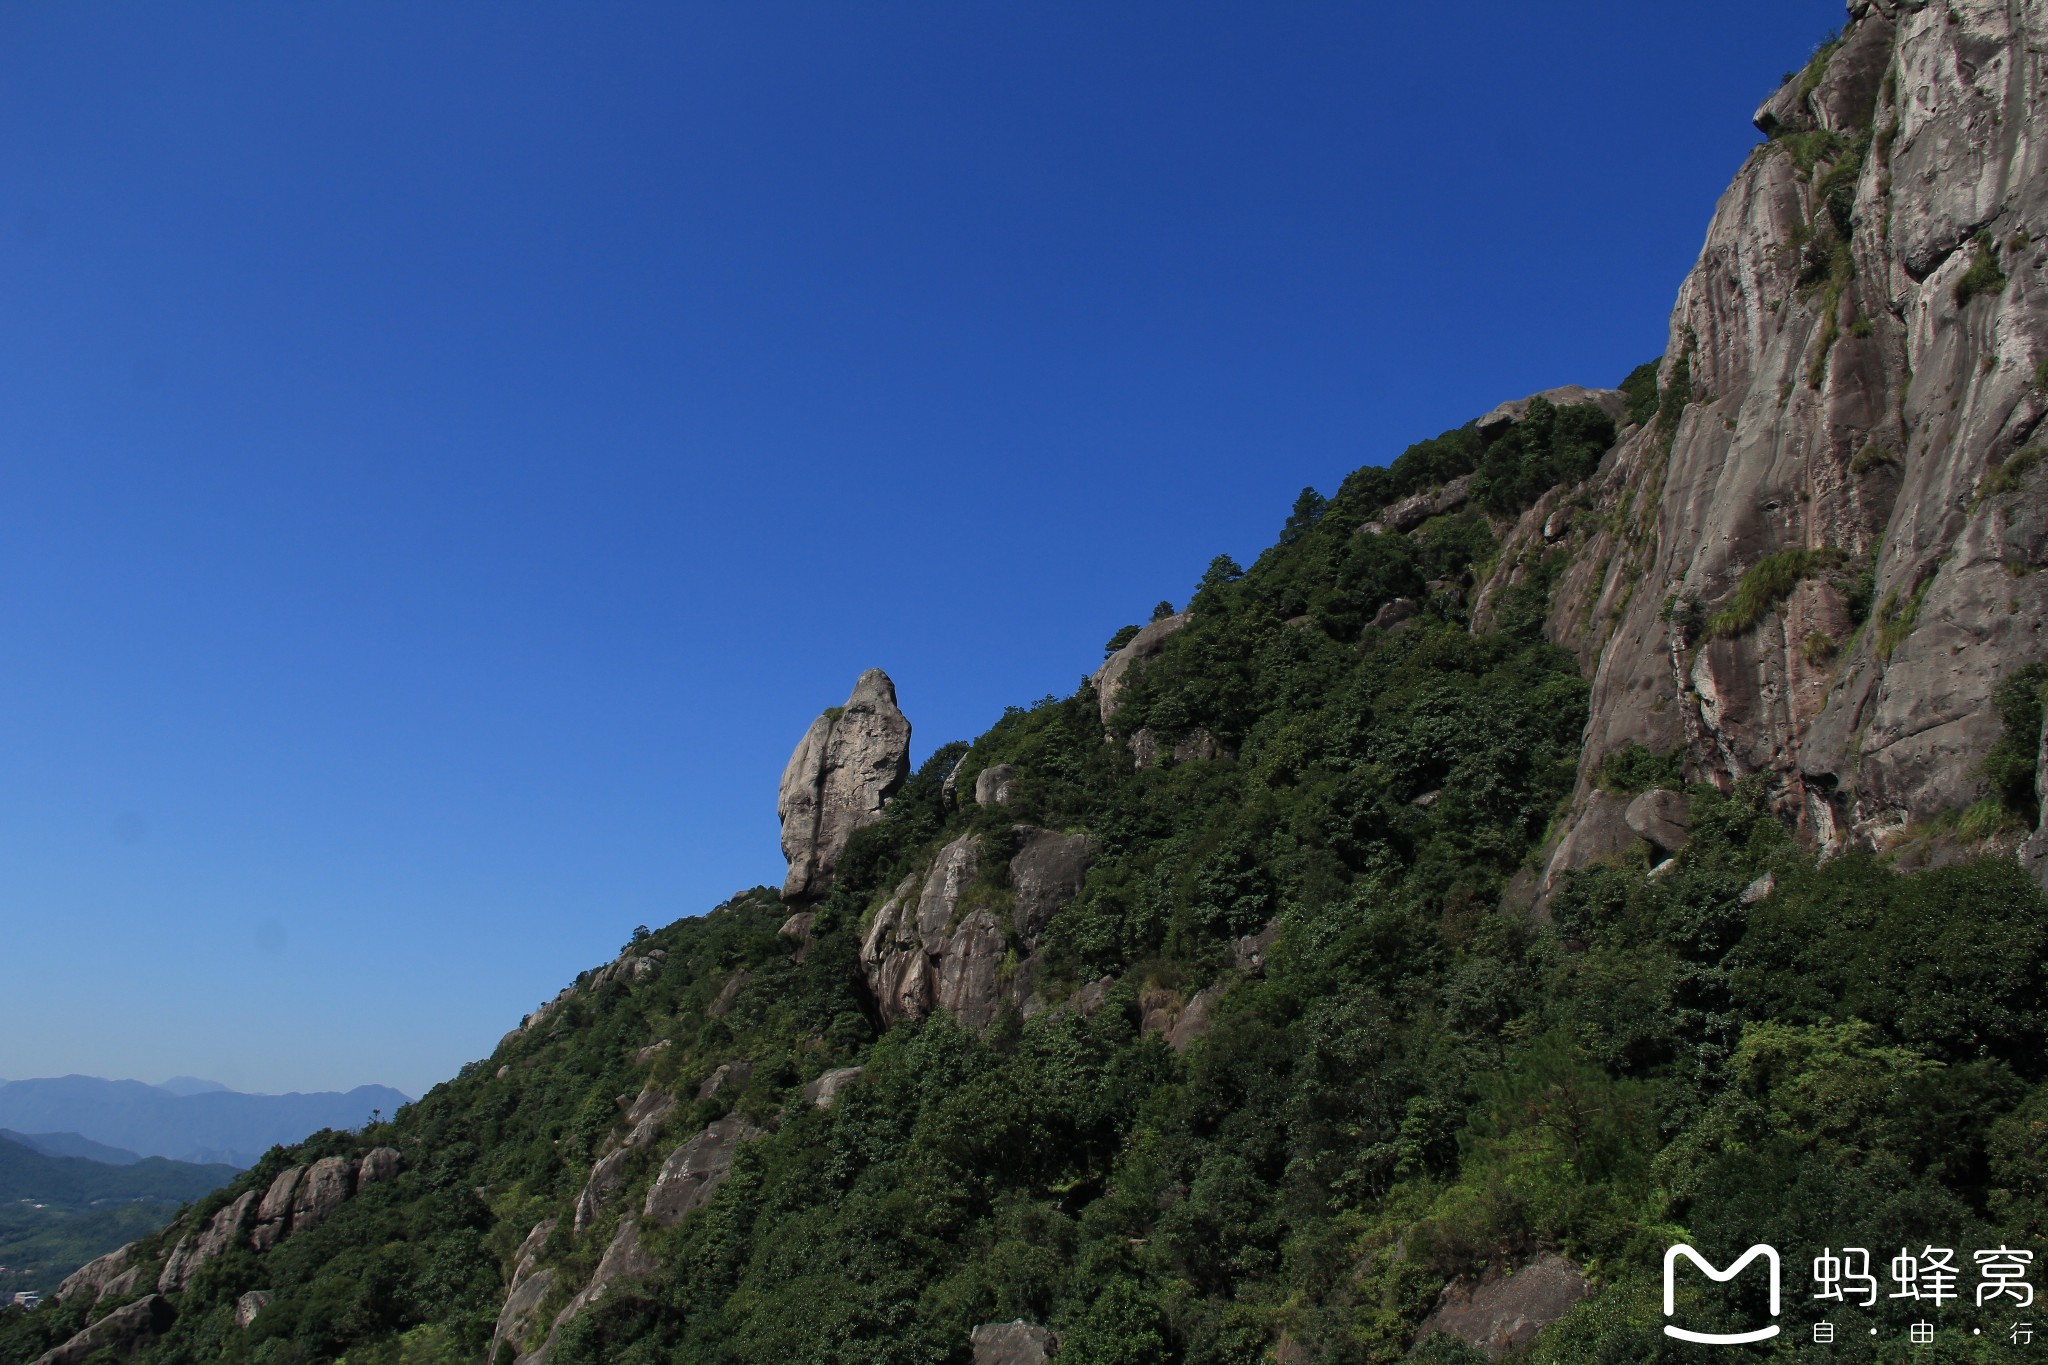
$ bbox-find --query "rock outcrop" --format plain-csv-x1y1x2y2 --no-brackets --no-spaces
31,1294,176,1365
973,763,1018,806
54,1244,136,1304
643,1115,761,1227
1476,386,1629,434
861,828,1095,1029
779,669,912,902
488,1220,557,1365
1417,1252,1590,1359
971,1321,1060,1364
1486,0,2048,897
1094,614,1189,723
158,1189,257,1293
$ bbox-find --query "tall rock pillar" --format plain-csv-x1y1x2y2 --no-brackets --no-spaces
778,669,911,902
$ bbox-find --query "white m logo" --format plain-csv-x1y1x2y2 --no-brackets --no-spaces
1663,1244,1781,1344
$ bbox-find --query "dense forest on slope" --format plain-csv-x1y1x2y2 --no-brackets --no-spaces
3,370,2044,1364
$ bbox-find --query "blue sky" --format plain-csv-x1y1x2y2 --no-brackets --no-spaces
0,0,1840,1099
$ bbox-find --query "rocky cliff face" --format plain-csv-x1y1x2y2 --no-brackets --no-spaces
777,669,912,902
1488,0,2048,894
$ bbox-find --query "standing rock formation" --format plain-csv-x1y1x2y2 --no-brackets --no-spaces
1482,0,2048,895
31,1295,176,1365
860,828,1096,1029
778,669,912,902
643,1114,761,1227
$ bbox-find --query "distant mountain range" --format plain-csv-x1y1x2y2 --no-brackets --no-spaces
0,1076,411,1170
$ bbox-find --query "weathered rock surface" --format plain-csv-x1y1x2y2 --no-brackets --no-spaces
489,1219,557,1365
779,669,912,901
697,1060,752,1100
32,1294,176,1365
158,1189,257,1292
1094,614,1189,723
1371,597,1420,630
1009,828,1097,948
862,828,1095,1028
970,1320,1060,1364
1477,386,1629,433
249,1165,303,1252
644,1115,762,1227
800,1066,864,1110
1624,788,1692,854
572,1089,674,1233
974,763,1018,806
357,1145,402,1188
1131,726,1226,769
1485,1,2048,895
235,1290,272,1329
54,1243,135,1303
290,1155,355,1235
538,1217,658,1362
1418,1252,1590,1359
1166,984,1222,1053
1359,473,1476,536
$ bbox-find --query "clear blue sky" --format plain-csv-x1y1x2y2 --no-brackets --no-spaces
0,1,1840,1099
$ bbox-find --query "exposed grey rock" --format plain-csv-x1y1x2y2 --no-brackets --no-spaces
941,755,967,808
1128,728,1160,770
357,1146,402,1189
707,968,750,1019
1372,597,1420,630
1531,791,1637,913
799,1067,864,1111
1166,984,1222,1053
1417,1251,1591,1359
1624,788,1692,854
1359,473,1478,536
539,1217,659,1361
588,950,659,991
1648,857,1679,879
697,1061,751,1100
1094,614,1190,723
934,907,1009,1032
644,1115,763,1228
489,1219,557,1365
32,1294,175,1365
235,1290,272,1329
1477,387,1630,433
778,669,913,902
1486,1,2048,876
974,763,1019,806
249,1165,303,1252
778,911,815,956
289,1156,354,1235
1740,871,1778,905
95,1265,146,1304
1009,828,1097,948
54,1243,135,1303
158,1189,257,1292
970,1320,1060,1364
1233,922,1279,975
1072,977,1115,1017
635,1039,672,1066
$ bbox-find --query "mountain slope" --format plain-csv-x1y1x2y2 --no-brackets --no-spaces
4,5,2046,1364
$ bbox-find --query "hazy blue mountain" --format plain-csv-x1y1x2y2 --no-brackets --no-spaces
0,1133,236,1206
152,1077,230,1097
0,1130,143,1165
0,1077,411,1169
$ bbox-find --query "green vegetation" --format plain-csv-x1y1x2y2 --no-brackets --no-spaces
1704,547,1848,638
1873,575,1930,660
1470,399,1616,516
1982,664,2048,827
1618,360,1660,427
1595,742,1684,795
0,1137,237,1295
1955,232,2008,307
1982,445,2044,502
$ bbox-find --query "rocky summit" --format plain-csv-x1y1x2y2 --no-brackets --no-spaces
5,5,2047,1364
